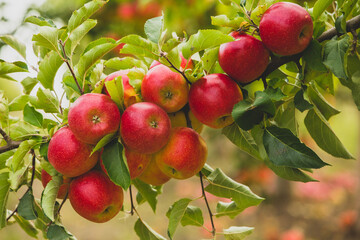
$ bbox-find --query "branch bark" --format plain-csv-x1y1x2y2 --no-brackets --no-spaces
0,128,22,154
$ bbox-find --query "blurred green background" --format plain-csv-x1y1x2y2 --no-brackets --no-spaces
1,0,359,239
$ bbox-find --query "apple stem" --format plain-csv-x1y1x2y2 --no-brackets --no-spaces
183,104,193,129
261,76,268,90
199,171,216,236
129,185,135,216
160,52,192,85
58,39,84,95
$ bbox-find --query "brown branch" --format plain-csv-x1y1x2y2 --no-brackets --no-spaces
129,185,135,216
183,104,193,129
0,127,22,154
58,39,84,95
199,171,216,236
261,14,360,79
160,52,192,85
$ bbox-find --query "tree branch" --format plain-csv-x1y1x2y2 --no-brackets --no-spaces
160,52,192,85
199,171,216,236
261,14,360,80
0,127,22,154
129,184,135,216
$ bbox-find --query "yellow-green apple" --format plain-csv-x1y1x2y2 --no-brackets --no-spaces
137,158,171,186
168,109,203,133
100,147,151,179
259,2,313,56
48,127,100,177
41,170,71,199
155,127,207,179
120,102,171,154
68,93,121,145
69,170,124,223
188,73,243,128
219,32,269,83
141,64,189,113
103,70,141,108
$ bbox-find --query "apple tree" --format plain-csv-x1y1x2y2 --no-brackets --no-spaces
0,0,359,239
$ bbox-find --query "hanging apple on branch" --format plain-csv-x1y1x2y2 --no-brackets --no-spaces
0,0,359,239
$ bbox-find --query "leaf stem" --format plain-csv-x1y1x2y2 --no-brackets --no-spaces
160,52,192,85
58,39,84,95
199,171,216,236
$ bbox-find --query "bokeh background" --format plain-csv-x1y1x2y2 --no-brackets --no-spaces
1,0,359,239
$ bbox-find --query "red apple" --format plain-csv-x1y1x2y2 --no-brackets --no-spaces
259,2,313,56
180,53,194,70
219,32,269,83
48,127,100,177
103,70,141,108
120,102,171,154
149,60,161,69
141,64,189,113
116,2,137,21
155,127,207,179
137,158,171,186
68,93,121,145
189,73,243,128
69,170,124,223
100,147,151,179
41,170,71,199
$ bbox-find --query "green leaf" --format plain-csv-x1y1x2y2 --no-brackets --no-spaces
9,122,37,141
343,51,360,110
91,132,117,155
294,88,313,112
32,26,62,53
182,30,233,59
223,226,254,240
76,38,118,81
201,47,219,74
274,101,298,135
335,13,346,34
105,57,147,70
215,201,243,219
41,175,62,221
144,16,163,44
232,91,276,130
222,124,262,160
21,77,38,95
180,205,204,227
104,76,124,110
304,108,354,159
46,223,72,240
263,87,287,101
0,172,10,229
134,219,167,240
25,16,56,27
37,51,63,90
211,15,245,28
69,19,97,55
303,40,327,72
313,0,333,20
132,179,158,212
11,140,38,172
0,61,28,75
9,95,30,112
305,69,334,94
67,0,107,33
263,126,328,169
40,142,50,161
102,140,130,190
0,35,26,59
17,190,38,220
205,168,264,209
120,35,158,59
307,83,340,120
323,35,349,80
167,198,192,239
24,104,43,128
33,88,60,113
0,150,15,169
13,215,38,238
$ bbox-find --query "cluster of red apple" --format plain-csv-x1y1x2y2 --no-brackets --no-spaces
41,1,313,223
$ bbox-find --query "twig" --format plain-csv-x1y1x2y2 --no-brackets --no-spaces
129,185,135,216
0,127,22,154
160,52,192,85
261,76,268,90
58,39,83,95
183,104,193,129
56,191,68,217
199,171,215,236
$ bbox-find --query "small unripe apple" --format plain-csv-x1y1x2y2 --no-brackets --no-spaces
168,109,203,134
69,170,124,223
41,170,70,199
219,32,269,83
155,127,207,180
48,127,100,177
120,102,171,154
103,70,141,108
68,93,121,145
141,64,189,113
259,2,313,56
137,158,171,186
189,73,243,129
